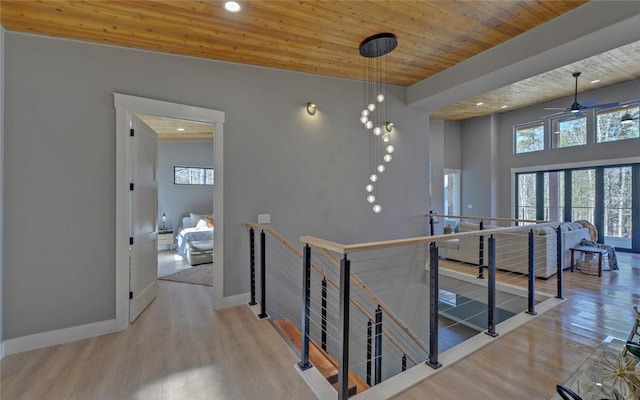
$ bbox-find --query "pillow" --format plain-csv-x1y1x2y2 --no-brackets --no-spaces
182,216,191,229
190,212,202,228
196,218,209,230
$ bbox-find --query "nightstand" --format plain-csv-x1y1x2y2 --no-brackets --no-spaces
158,229,174,251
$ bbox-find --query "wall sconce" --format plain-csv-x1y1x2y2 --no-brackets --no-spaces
385,121,394,132
162,212,166,230
306,102,317,116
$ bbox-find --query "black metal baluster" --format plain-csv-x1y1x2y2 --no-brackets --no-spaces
485,235,499,337
298,244,312,370
427,242,442,369
526,229,537,315
248,228,257,306
374,306,382,385
258,230,269,319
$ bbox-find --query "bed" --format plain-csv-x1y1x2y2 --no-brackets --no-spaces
176,212,214,265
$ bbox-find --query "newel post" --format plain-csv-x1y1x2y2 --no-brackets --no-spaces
338,254,351,400
485,235,499,337
427,242,442,369
298,244,312,370
556,225,565,299
248,228,257,306
526,229,537,315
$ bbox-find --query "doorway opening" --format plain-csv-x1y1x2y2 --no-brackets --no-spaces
114,94,225,330
142,115,215,287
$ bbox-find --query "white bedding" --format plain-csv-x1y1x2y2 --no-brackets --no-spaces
176,227,213,257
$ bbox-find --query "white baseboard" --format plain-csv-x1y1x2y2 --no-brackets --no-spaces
3,318,122,356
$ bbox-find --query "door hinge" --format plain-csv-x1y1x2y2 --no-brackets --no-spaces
129,183,134,191
130,128,135,137
129,237,134,245
129,291,133,300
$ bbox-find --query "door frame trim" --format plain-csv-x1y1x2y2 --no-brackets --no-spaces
114,93,226,330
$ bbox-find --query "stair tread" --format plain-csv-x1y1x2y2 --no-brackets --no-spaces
275,318,338,382
275,318,369,395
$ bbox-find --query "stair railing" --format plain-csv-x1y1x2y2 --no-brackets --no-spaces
245,222,427,394
301,220,562,400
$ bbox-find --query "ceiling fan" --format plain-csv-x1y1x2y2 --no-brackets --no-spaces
621,110,639,124
542,72,619,118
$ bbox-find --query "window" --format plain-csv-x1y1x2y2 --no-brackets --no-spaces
444,169,460,216
544,171,564,221
596,104,640,143
552,116,586,148
604,166,632,249
516,173,536,220
174,166,214,185
514,121,544,153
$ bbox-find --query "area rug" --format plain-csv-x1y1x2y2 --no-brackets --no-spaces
159,263,213,286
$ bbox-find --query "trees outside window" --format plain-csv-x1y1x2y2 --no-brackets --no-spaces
174,166,213,185
597,105,640,143
515,122,544,153
604,166,632,248
571,169,595,224
517,173,536,220
552,117,586,148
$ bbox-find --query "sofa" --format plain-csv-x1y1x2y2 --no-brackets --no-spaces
436,222,590,278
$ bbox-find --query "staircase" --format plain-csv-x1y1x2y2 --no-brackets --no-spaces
275,318,369,396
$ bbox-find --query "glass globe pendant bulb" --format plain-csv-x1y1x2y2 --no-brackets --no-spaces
362,109,369,117
367,195,376,203
365,184,374,192
360,116,368,124
373,126,382,136
369,174,378,182
386,144,395,154
365,121,373,129
368,103,376,112
384,154,392,162
376,94,385,103
382,133,390,143
377,164,385,173
373,204,382,213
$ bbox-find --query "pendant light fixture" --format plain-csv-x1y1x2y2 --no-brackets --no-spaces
358,33,397,213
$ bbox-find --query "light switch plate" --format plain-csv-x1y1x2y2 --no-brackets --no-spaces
258,214,270,224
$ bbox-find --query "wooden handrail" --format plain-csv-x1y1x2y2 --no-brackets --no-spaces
427,213,550,224
245,222,421,364
301,221,561,255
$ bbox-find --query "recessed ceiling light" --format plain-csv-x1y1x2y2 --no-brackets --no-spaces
476,102,484,106
177,128,185,131
501,105,508,109
224,1,241,12
591,79,600,84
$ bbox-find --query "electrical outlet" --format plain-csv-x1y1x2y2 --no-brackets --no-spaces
258,214,270,224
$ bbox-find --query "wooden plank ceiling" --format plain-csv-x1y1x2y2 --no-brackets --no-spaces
138,115,213,141
8,0,636,122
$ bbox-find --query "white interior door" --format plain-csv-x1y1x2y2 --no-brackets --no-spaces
129,115,158,322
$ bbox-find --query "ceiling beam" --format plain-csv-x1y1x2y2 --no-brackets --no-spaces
408,1,640,112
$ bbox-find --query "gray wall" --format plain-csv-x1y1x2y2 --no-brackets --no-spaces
0,26,5,352
428,119,444,213
454,79,640,219
460,116,495,216
443,121,461,170
158,141,214,231
3,33,429,339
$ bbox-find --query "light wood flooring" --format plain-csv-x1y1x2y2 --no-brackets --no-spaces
393,251,640,399
0,282,317,400
1,253,639,399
